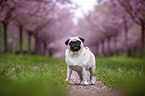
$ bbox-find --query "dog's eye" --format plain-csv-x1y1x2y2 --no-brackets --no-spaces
77,41,81,44
69,42,73,45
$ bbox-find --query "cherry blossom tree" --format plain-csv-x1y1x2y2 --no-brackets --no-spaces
0,0,72,54
75,2,141,57
13,0,38,54
0,0,19,53
118,0,145,57
23,1,74,55
84,5,121,56
105,0,133,56
105,0,145,56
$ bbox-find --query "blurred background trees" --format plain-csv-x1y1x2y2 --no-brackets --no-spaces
0,0,144,57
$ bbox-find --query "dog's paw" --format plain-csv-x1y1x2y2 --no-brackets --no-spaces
74,83,81,85
83,81,89,86
83,84,89,86
65,78,69,82
90,81,96,85
90,83,96,85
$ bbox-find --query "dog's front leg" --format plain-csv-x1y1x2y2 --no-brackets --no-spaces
82,67,89,86
65,65,72,82
89,67,96,85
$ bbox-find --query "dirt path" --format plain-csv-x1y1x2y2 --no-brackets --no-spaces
67,71,122,96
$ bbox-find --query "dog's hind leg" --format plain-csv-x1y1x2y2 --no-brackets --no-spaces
89,67,96,85
82,67,89,86
75,71,83,85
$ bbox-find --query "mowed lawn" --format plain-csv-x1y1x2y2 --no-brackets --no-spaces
0,54,145,96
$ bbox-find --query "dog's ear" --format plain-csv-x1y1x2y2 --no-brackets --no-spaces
65,39,70,45
78,37,85,42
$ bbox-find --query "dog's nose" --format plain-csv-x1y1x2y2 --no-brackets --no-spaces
72,43,78,46
74,43,79,47
73,46,78,49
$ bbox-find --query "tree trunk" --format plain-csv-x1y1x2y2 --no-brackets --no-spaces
114,36,117,55
107,38,111,56
140,22,145,57
19,25,23,54
132,46,137,57
101,40,105,55
96,44,99,56
125,31,129,57
3,22,8,53
28,32,32,54
43,42,47,56
123,17,128,56
38,41,42,55
35,36,39,54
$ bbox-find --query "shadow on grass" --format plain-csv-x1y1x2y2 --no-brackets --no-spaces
0,78,67,96
121,77,145,96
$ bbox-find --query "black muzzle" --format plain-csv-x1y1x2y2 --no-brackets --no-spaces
69,41,81,52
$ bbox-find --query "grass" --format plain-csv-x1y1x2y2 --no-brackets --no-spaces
0,54,145,96
96,56,145,96
96,57,145,88
0,54,67,96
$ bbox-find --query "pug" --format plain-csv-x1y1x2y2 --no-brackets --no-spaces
65,36,96,85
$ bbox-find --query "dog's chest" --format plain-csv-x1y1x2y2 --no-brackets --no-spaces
67,56,83,66
66,52,90,67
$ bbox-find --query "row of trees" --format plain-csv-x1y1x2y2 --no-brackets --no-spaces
0,0,144,57
108,0,145,57
0,0,74,55
76,0,145,57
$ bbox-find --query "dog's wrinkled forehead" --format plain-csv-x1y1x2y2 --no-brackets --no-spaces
65,36,85,45
69,37,80,41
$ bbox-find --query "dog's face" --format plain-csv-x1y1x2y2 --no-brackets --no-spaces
65,37,85,52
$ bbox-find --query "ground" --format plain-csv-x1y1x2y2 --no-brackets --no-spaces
67,71,122,96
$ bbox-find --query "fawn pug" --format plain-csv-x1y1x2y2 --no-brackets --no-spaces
65,36,96,85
